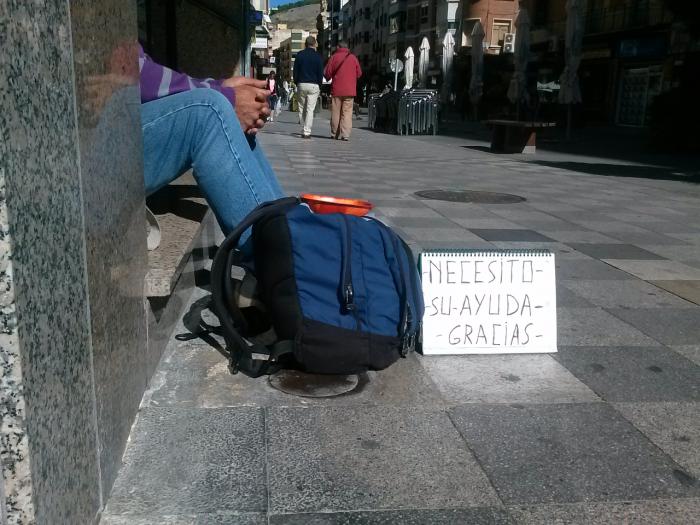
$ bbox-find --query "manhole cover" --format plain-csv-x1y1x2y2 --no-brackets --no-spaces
415,190,526,204
268,370,359,398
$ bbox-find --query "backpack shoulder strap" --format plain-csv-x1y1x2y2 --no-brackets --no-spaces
330,52,352,79
211,197,300,377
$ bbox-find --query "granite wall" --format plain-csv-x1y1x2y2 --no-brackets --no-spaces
1,1,148,523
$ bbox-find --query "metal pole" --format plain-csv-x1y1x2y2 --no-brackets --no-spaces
394,62,399,91
241,0,249,76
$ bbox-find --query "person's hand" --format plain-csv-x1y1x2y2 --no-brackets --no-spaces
222,76,267,90
232,82,271,134
223,76,271,133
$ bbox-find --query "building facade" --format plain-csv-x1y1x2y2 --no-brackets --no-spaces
340,0,465,87
277,30,317,82
459,0,519,52
332,0,698,129
524,0,681,125
348,0,377,71
327,0,351,50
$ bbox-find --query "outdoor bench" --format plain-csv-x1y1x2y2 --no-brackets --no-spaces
485,119,557,154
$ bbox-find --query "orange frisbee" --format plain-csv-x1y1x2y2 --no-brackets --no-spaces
301,194,373,216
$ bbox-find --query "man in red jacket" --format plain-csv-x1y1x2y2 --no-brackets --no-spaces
324,41,362,141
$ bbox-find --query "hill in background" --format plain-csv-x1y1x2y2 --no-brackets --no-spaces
271,1,319,29
273,0,317,13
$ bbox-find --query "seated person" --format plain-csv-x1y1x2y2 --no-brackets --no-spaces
139,46,285,236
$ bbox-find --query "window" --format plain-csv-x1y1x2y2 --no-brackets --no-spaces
364,7,371,19
389,15,400,34
461,18,479,47
407,8,416,30
492,19,511,46
364,31,370,43
420,4,429,24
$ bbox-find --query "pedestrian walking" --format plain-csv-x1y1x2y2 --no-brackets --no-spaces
265,71,278,122
293,36,324,139
281,78,290,108
324,41,362,141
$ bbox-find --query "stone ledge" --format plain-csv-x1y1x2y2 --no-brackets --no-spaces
145,171,210,298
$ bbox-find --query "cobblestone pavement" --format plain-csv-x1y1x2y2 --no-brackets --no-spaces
104,110,700,524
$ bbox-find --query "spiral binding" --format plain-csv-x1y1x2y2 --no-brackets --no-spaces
421,249,552,257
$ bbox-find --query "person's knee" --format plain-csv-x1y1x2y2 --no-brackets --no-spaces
193,88,240,127
194,87,231,109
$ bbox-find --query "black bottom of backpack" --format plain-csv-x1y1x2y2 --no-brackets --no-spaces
294,318,401,375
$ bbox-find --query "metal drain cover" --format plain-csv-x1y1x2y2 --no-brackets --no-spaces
415,190,526,204
268,370,359,398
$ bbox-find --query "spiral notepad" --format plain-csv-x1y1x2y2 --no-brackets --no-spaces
419,249,557,355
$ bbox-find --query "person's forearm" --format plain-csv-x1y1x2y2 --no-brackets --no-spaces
138,45,235,106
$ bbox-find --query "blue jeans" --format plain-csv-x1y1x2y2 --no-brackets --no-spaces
141,89,284,235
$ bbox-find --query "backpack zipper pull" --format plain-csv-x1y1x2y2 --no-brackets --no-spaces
399,304,414,357
344,284,355,311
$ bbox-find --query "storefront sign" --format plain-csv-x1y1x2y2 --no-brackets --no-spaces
618,36,667,59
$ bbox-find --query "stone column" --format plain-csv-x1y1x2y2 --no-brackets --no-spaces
1,1,148,523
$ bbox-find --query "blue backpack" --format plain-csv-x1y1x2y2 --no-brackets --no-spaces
211,197,424,377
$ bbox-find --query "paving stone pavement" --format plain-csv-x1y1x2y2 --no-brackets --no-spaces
103,111,700,524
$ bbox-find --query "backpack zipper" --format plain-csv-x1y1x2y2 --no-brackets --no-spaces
396,237,422,353
367,219,419,342
339,214,360,330
389,235,415,355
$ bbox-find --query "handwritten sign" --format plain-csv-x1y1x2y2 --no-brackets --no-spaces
419,250,557,354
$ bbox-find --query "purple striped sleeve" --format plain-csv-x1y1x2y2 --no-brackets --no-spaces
138,45,235,106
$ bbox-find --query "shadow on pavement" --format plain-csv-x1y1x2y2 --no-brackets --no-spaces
437,119,700,173
146,184,209,222
176,293,227,355
531,160,700,184
462,145,493,154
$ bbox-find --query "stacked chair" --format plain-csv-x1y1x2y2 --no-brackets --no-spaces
367,89,439,136
397,89,439,136
367,93,382,129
